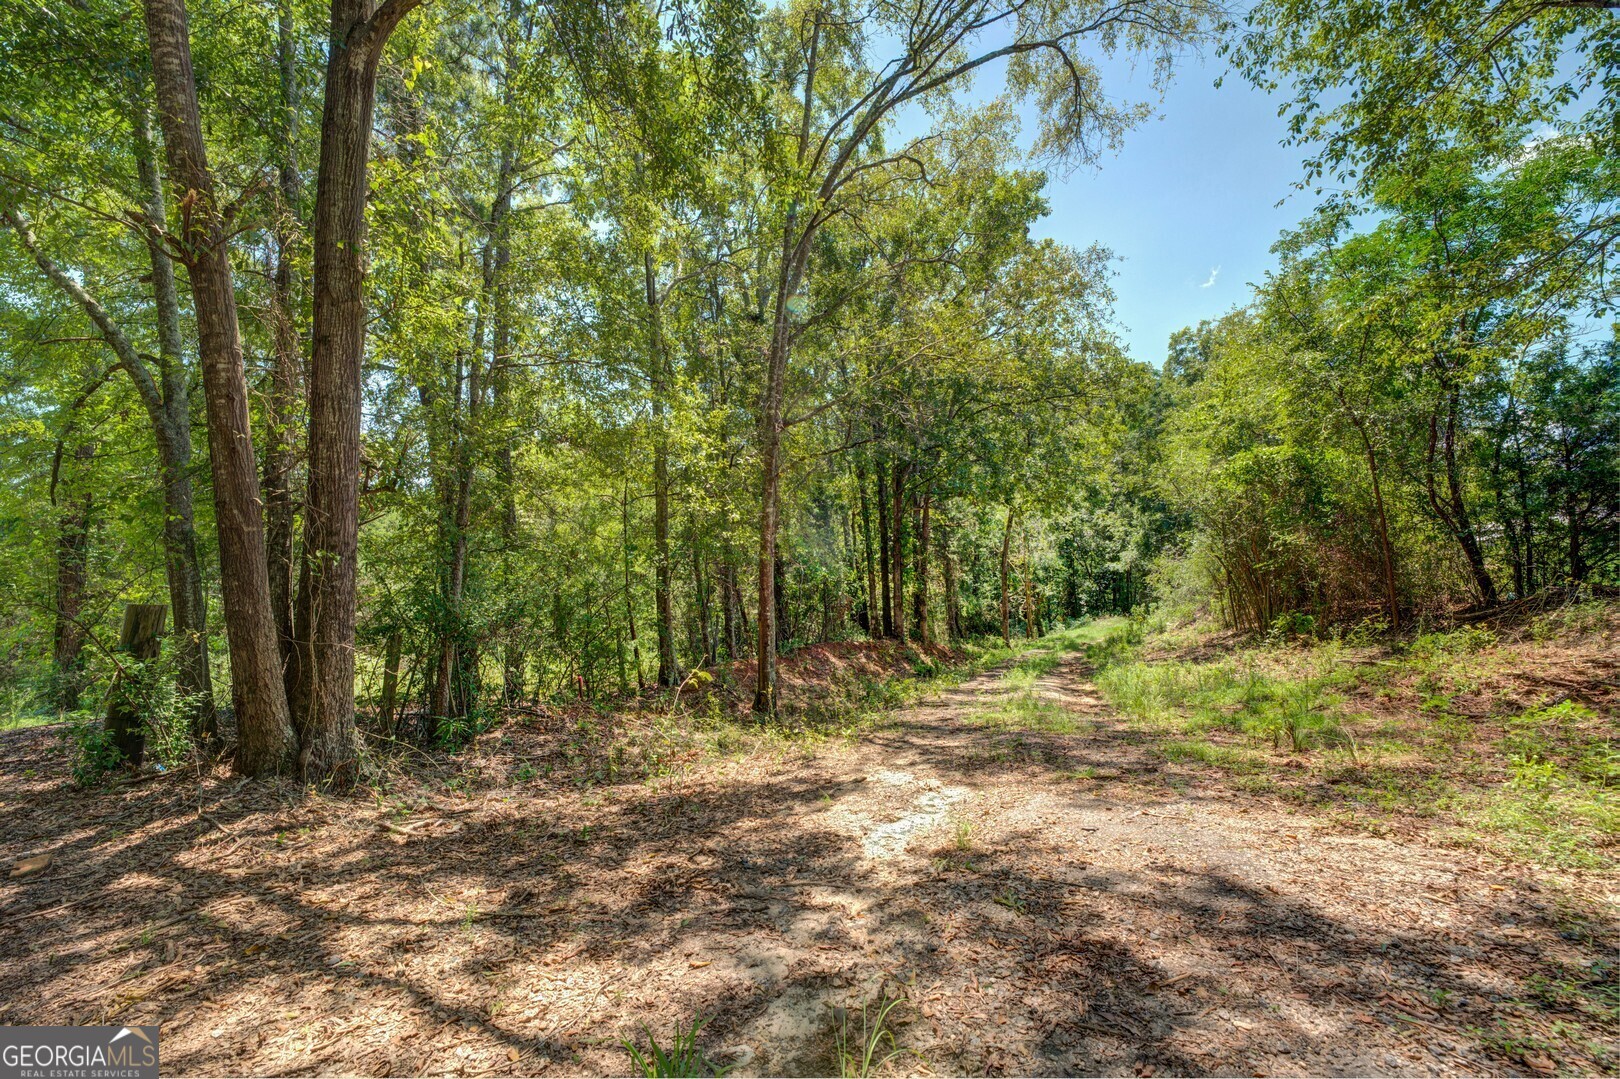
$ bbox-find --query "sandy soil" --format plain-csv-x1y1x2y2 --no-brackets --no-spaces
2,649,1615,1077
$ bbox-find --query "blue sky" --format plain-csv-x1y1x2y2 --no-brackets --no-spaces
1027,48,1316,366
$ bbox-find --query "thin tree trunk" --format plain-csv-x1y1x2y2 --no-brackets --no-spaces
913,488,931,646
999,504,1015,646
941,515,961,643
855,455,878,634
51,440,94,712
1342,402,1399,629
296,0,421,780
265,0,304,694
646,252,680,688
752,269,795,714
132,99,218,738
774,547,790,648
378,629,402,735
491,149,522,702
876,465,892,637
141,0,295,772
694,545,715,667
621,480,646,694
890,461,908,644
1022,527,1037,639
431,345,480,721
1426,389,1497,607
718,546,739,663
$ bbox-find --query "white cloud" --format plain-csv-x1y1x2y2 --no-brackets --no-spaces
1199,265,1220,289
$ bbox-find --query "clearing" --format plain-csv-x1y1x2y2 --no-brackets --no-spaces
2,624,1616,1077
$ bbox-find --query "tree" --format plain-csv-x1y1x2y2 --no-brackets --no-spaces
141,0,299,771
747,0,1215,712
293,0,425,781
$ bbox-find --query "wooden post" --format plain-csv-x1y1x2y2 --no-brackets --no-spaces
106,603,166,766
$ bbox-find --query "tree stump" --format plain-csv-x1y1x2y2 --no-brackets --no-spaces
106,603,166,766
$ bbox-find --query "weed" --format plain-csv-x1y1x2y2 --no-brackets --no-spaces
622,1015,728,1078
1266,686,1340,753
1529,600,1609,641
1343,616,1389,647
832,996,914,1079
992,889,1027,914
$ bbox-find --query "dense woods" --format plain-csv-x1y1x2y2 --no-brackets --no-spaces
0,0,1615,783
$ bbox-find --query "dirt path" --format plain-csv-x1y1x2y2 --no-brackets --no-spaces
2,649,1615,1076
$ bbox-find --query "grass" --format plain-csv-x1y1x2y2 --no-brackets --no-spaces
831,996,913,1079
621,1015,727,1078
1094,652,1348,752
1080,610,1620,870
963,620,1114,734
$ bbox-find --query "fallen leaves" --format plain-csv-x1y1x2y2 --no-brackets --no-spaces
10,853,52,877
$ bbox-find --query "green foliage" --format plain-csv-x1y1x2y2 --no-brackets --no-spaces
115,650,203,771
64,713,122,787
621,1015,727,1078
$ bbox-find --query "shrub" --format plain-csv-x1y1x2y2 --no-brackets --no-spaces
65,714,123,786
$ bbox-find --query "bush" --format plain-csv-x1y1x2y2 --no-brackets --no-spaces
1266,611,1318,643
65,714,123,786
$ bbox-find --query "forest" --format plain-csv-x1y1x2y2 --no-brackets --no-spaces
1,0,1616,774
1,0,1618,1075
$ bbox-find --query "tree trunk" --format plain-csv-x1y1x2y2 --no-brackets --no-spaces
132,99,218,739
295,0,421,780
719,547,741,662
694,545,715,667
855,454,878,633
999,504,1015,646
752,253,797,714
51,440,94,713
890,461,908,644
106,604,167,766
265,0,304,696
912,488,931,646
646,252,680,688
876,465,892,637
1022,527,1037,639
774,547,790,649
1426,389,1497,607
141,0,295,773
431,346,479,722
622,479,646,694
378,628,402,735
1342,400,1399,629
941,516,961,643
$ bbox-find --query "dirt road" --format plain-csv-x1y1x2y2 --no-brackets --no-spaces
1,646,1614,1076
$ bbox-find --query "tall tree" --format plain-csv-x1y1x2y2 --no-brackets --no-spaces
294,0,424,780
141,0,298,771
748,0,1214,712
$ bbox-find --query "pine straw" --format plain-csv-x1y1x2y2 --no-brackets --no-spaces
1,645,1615,1077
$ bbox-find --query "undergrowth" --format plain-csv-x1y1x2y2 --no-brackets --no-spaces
1080,609,1618,870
